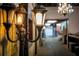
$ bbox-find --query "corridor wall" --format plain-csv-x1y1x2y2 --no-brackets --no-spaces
46,6,79,34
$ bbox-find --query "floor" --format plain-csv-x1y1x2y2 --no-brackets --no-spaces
36,35,75,56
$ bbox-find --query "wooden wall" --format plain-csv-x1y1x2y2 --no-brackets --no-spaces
0,9,19,56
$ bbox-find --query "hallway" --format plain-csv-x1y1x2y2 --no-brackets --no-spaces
36,36,75,56
0,3,79,56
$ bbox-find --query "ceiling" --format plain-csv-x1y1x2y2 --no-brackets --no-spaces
1,3,79,8
37,3,79,7
45,18,68,24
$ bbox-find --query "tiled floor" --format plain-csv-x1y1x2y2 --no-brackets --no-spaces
36,36,75,56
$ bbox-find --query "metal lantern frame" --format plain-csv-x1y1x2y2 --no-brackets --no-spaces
0,4,47,42
0,3,47,56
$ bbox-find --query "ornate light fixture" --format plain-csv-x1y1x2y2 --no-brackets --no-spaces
31,5,47,42
57,3,74,16
0,3,47,55
32,5,47,28
47,20,57,24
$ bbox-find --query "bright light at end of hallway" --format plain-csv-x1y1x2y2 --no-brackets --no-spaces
45,23,51,26
57,23,61,26
47,20,57,23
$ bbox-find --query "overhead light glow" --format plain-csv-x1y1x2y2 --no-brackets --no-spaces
58,3,74,16
45,23,51,26
47,20,57,24
57,23,61,26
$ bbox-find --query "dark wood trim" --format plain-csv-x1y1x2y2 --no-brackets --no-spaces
35,27,37,55
45,18,69,24
19,3,28,56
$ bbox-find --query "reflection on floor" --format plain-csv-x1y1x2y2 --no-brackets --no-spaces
36,36,75,56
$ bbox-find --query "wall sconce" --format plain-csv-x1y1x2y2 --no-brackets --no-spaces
33,5,47,27
15,4,26,35
0,4,26,42
0,3,47,55
0,4,27,56
31,5,47,42
15,4,47,55
15,4,47,42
